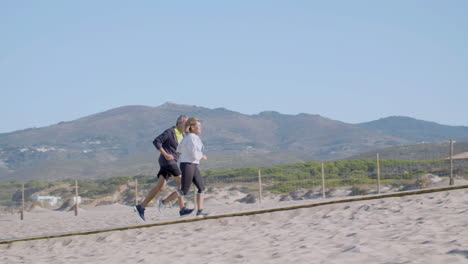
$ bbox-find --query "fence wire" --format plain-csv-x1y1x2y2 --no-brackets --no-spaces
1,144,467,220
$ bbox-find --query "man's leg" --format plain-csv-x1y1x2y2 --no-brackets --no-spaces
174,175,182,190
162,188,193,216
162,163,194,215
162,191,183,209
135,167,169,220
140,175,167,208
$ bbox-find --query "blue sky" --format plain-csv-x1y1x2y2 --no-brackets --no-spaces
1,1,467,133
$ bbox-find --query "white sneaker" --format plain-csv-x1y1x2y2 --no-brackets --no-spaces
158,199,166,216
196,210,210,217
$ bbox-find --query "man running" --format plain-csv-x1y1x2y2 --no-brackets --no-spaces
134,115,193,220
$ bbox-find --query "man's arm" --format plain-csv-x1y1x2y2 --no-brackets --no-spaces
159,147,174,161
153,129,174,161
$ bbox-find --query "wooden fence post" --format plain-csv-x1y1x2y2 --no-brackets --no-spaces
74,180,79,216
135,179,138,206
258,169,263,204
21,183,24,220
321,163,326,198
377,153,381,194
450,140,454,185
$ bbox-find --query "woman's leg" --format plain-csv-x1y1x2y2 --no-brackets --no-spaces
192,165,205,211
163,163,193,209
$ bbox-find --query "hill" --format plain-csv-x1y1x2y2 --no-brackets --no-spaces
1,103,467,183
357,116,468,143
350,141,468,161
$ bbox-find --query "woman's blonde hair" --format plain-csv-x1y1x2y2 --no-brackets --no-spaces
185,117,200,134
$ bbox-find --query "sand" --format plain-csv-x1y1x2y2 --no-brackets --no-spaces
1,188,468,263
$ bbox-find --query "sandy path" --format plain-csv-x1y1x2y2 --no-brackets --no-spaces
1,188,467,263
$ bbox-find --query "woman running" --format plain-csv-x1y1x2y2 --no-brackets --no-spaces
159,117,209,217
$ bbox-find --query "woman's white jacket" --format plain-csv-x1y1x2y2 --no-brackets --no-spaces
177,133,204,164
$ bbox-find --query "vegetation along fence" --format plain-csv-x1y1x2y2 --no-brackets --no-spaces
1,141,467,220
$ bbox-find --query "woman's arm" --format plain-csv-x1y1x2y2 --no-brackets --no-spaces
188,135,203,162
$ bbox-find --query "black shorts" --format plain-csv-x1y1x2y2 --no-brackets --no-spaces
157,162,181,180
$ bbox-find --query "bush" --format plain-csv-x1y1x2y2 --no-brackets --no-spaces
349,185,370,196
50,187,72,197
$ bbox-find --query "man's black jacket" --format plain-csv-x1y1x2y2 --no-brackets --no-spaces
153,126,180,166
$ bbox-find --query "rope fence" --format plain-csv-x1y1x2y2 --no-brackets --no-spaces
2,184,468,245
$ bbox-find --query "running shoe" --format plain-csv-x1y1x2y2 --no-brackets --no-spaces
134,204,145,221
179,207,194,216
196,210,210,217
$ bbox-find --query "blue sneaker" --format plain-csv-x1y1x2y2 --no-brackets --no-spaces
134,204,145,221
179,207,194,216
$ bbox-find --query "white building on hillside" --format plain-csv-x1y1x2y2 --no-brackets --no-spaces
32,195,62,206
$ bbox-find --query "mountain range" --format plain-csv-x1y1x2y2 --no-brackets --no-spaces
1,102,468,183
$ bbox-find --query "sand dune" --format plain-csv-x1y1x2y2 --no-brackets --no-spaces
1,188,468,263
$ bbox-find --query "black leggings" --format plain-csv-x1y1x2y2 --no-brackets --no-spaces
180,163,205,195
